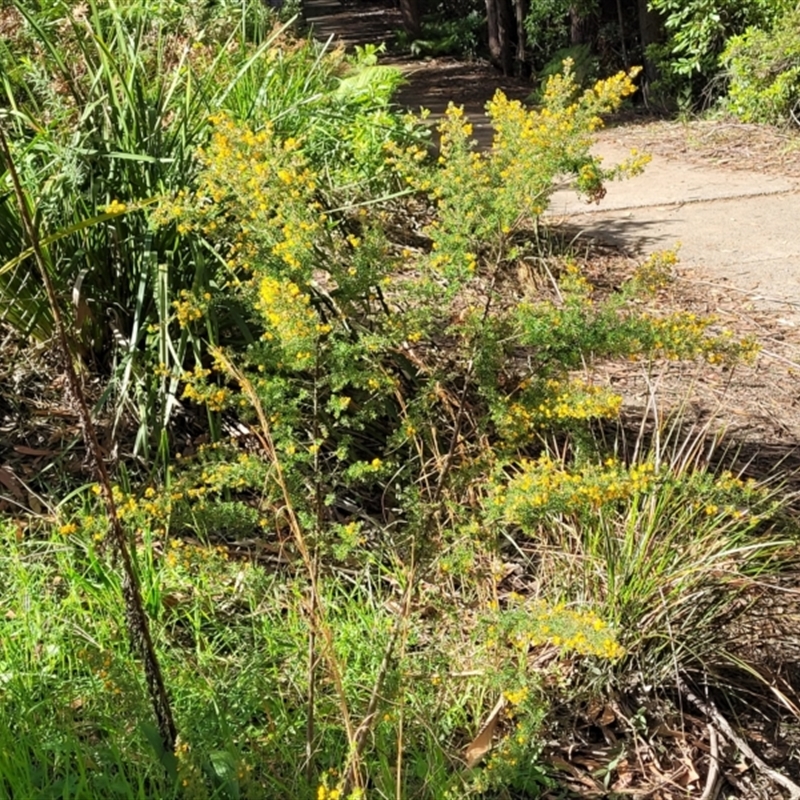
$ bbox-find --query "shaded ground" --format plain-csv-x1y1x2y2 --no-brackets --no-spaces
303,0,532,145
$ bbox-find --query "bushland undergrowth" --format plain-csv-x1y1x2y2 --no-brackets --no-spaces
1,4,797,798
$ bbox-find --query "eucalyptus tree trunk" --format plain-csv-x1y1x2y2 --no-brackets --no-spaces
569,3,596,46
637,0,663,83
513,0,530,76
485,0,513,75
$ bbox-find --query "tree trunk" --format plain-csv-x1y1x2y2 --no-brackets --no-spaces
637,0,663,84
398,0,421,39
485,0,513,75
569,3,596,46
513,0,531,77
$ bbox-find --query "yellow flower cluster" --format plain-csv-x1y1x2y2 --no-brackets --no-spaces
172,289,206,328
104,199,127,215
632,248,678,294
163,537,228,571
715,470,749,492
497,380,622,443
503,686,529,706
501,599,625,660
494,455,655,522
158,113,325,279
641,311,759,364
180,364,229,411
257,276,324,368
270,217,322,272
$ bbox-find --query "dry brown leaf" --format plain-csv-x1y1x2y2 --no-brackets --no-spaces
587,700,616,726
0,466,24,498
464,695,505,768
27,492,43,514
14,445,55,457
655,723,688,739
598,705,616,726
547,755,604,791
611,759,634,790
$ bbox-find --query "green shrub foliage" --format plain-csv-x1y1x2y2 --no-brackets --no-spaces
647,0,793,106
722,6,800,124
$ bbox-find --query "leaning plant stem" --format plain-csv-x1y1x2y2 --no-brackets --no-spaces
0,125,177,752
305,346,323,785
340,558,416,798
212,351,357,759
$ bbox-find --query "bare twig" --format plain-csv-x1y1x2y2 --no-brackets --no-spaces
678,677,800,799
0,123,177,752
699,724,721,800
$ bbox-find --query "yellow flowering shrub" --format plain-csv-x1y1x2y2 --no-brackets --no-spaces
140,67,791,800
491,455,656,523
387,62,649,296
495,597,625,660
495,379,622,443
490,452,774,532
514,253,759,371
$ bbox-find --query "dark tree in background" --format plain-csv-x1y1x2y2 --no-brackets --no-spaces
513,0,531,75
383,0,668,90
485,0,514,74
569,2,595,45
398,0,422,38
636,0,663,83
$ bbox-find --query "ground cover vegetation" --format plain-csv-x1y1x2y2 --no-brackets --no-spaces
1,0,800,798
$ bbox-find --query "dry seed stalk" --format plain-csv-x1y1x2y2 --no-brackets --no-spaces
0,124,177,753
211,351,358,764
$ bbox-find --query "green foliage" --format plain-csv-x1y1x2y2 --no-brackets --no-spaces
493,435,791,680
721,6,800,124
395,11,483,58
0,516,560,799
535,43,599,98
0,0,414,457
2,23,797,797
646,0,793,106
158,65,652,520
522,0,575,69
